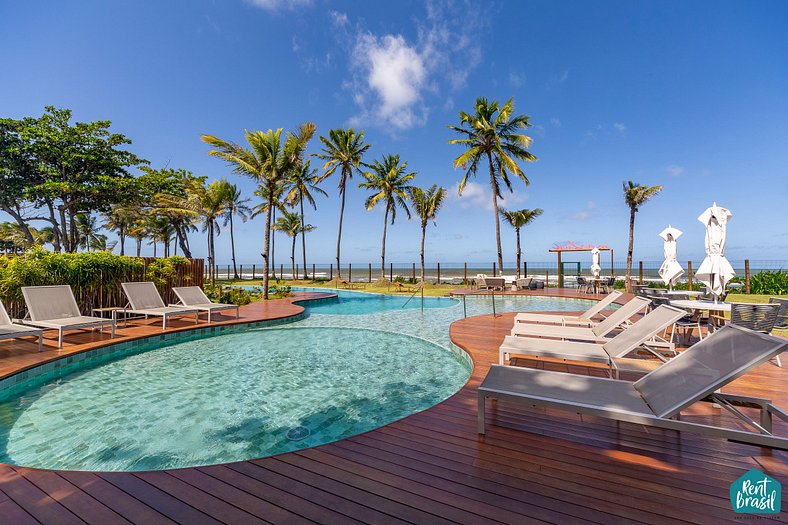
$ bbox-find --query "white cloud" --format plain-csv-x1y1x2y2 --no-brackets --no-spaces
613,122,626,132
448,182,527,212
666,164,685,177
509,71,526,88
571,201,596,221
329,10,348,27
558,70,569,83
246,0,312,12
550,117,561,128
345,1,485,130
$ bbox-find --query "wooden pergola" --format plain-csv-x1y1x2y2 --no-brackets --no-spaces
549,242,613,288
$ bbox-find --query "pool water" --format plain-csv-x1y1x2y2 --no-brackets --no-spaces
0,287,599,471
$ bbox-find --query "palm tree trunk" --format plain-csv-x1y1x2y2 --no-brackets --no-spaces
516,228,521,279
291,235,296,282
262,188,273,299
420,222,426,284
381,203,389,280
153,239,157,258
625,207,636,292
176,225,192,258
119,226,125,256
488,153,503,275
209,220,215,287
336,178,346,279
270,207,276,279
136,237,142,257
300,195,308,279
230,212,239,279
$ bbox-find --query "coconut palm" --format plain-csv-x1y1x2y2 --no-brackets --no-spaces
448,97,537,275
273,210,315,281
75,213,104,252
203,123,315,298
499,208,544,279
359,154,415,280
314,128,371,279
409,185,447,284
195,179,229,286
283,160,326,279
219,180,251,279
623,181,663,292
103,205,136,256
144,216,174,257
251,181,287,279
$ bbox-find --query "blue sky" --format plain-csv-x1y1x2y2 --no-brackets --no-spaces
2,0,787,266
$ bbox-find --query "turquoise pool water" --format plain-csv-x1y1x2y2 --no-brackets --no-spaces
0,288,599,471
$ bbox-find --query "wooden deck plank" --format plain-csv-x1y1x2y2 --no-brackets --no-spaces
0,465,85,525
0,488,39,525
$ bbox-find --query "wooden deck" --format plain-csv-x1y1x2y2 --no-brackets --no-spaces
0,292,786,524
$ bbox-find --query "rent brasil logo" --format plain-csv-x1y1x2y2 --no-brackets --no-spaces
730,469,781,514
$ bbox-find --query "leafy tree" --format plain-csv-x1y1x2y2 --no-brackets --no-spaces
499,208,543,278
220,180,251,279
359,154,415,280
448,97,537,274
623,181,663,291
272,210,315,282
139,167,201,258
409,185,447,283
203,123,315,298
282,160,326,278
1,107,146,253
314,128,371,278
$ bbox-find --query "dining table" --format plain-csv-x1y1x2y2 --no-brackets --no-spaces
669,299,731,332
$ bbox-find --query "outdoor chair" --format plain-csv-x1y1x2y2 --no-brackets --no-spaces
501,305,687,377
480,324,788,450
576,276,589,294
529,280,545,290
514,290,622,327
769,297,788,329
20,285,116,347
121,282,200,330
514,278,532,290
667,293,708,345
172,286,240,324
729,302,782,367
0,299,43,352
511,296,651,342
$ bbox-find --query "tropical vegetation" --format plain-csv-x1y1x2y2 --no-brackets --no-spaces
622,181,663,292
409,185,447,283
499,208,543,279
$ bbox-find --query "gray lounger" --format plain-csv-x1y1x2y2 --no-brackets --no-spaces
511,296,651,342
121,282,200,330
500,305,687,376
514,290,623,327
0,299,43,352
172,286,240,324
20,285,115,347
480,324,788,449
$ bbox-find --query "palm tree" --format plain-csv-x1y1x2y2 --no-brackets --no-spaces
219,180,251,279
409,185,447,284
195,179,229,286
448,97,537,274
314,128,371,279
251,181,287,279
144,216,174,257
128,219,146,257
283,160,326,279
499,208,544,278
273,210,315,281
359,154,415,280
103,205,135,256
203,123,315,298
75,213,103,251
623,181,663,291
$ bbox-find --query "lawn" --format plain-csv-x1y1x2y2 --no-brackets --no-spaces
215,278,462,297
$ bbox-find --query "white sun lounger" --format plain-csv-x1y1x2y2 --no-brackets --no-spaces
500,305,688,376
20,285,116,347
121,282,200,330
172,286,240,324
514,290,623,327
0,300,44,352
480,324,788,449
511,296,651,342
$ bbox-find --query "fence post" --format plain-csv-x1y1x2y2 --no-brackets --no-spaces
546,269,549,287
228,265,230,280
464,262,467,286
368,263,372,283
296,264,299,281
687,260,693,290
312,264,315,280
412,262,416,282
492,262,496,277
638,261,643,284
437,262,441,284
390,263,393,282
745,259,751,294
330,264,333,281
240,264,243,280
252,264,256,279
524,262,527,278
280,264,283,280
349,263,352,283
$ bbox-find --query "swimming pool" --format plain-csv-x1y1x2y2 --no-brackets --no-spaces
0,289,598,471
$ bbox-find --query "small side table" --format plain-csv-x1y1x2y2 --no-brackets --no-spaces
92,307,130,326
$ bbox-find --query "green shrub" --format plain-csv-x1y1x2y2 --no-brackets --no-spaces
728,270,788,295
269,285,292,299
203,284,261,305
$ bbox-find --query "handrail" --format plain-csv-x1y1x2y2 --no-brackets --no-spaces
401,283,422,309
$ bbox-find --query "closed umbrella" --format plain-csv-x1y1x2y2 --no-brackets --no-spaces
590,247,601,279
695,202,735,299
658,225,684,288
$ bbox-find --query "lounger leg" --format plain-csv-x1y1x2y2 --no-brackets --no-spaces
38,333,42,352
58,328,63,348
477,395,486,434
111,322,116,339
194,313,198,324
236,306,240,320
162,316,167,331
207,311,211,324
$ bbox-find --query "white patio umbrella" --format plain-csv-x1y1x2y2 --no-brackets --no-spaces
658,225,684,288
695,202,735,299
590,247,601,278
